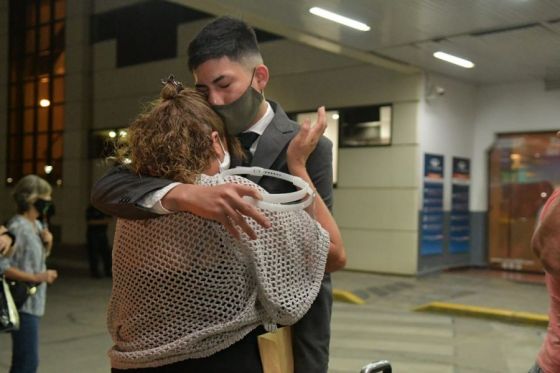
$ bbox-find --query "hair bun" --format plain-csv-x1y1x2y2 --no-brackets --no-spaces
160,74,184,100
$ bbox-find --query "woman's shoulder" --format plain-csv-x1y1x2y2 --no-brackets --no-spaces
199,173,264,192
7,215,28,232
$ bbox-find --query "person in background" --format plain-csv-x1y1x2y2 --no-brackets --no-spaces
86,204,112,278
0,225,15,256
0,175,59,373
529,185,560,373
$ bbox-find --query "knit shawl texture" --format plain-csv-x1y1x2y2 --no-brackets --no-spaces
107,174,330,369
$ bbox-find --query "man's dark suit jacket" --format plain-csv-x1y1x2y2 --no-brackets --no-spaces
91,100,334,373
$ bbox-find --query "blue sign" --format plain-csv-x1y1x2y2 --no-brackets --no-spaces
421,153,445,256
450,157,470,253
424,153,444,180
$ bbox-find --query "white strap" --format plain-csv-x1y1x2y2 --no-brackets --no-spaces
220,167,315,212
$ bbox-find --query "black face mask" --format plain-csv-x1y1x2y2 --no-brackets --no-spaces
33,199,55,221
210,69,264,136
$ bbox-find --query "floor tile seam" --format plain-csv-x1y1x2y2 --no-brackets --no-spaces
331,345,455,360
331,339,455,355
332,314,454,325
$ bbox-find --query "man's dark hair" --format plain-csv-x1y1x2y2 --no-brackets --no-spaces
188,16,262,72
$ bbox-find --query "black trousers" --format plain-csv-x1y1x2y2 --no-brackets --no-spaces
86,230,112,277
292,274,332,373
111,326,265,373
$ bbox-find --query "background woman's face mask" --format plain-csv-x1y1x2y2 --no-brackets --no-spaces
211,71,264,136
33,198,55,221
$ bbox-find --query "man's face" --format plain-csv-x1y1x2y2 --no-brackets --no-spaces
193,56,255,106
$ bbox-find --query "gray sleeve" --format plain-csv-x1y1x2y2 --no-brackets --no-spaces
0,225,27,273
0,256,11,274
307,136,334,210
90,165,176,220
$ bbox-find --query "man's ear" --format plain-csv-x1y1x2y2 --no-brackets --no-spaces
254,64,269,91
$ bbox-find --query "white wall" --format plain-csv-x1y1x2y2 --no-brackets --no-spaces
0,0,9,221
471,80,560,211
418,74,477,210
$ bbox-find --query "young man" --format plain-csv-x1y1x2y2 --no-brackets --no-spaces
91,17,345,372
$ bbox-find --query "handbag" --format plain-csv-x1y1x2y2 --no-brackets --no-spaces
257,326,294,373
7,280,38,309
0,276,20,332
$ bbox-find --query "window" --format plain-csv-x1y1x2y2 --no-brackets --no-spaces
339,104,392,147
289,104,393,184
6,0,66,186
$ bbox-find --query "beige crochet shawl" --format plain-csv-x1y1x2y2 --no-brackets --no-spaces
107,174,330,369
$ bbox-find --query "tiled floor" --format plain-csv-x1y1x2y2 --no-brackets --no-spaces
0,268,548,372
329,270,547,373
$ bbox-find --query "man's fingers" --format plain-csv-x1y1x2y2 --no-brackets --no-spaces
234,184,264,201
312,107,327,136
235,199,270,230
211,184,274,240
230,185,271,229
222,204,258,240
296,119,310,139
221,217,241,240
230,210,258,240
315,106,326,129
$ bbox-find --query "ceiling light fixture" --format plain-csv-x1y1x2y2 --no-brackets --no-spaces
309,7,370,31
433,51,475,69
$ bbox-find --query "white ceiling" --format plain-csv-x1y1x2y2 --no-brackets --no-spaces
172,0,560,85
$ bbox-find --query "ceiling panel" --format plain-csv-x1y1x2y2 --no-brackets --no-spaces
191,0,560,49
382,24,560,84
169,0,560,84
260,39,362,77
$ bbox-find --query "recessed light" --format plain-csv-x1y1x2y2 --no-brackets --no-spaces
309,7,370,32
433,51,475,69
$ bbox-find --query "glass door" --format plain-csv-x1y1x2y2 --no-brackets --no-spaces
488,132,560,272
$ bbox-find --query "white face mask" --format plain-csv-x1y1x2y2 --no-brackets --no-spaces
217,137,230,172
219,167,315,212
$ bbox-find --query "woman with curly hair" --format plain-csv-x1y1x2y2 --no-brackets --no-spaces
107,79,345,372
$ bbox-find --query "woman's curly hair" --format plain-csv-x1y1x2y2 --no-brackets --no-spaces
117,82,243,184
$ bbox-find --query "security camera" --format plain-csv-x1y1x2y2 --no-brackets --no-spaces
435,86,445,96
